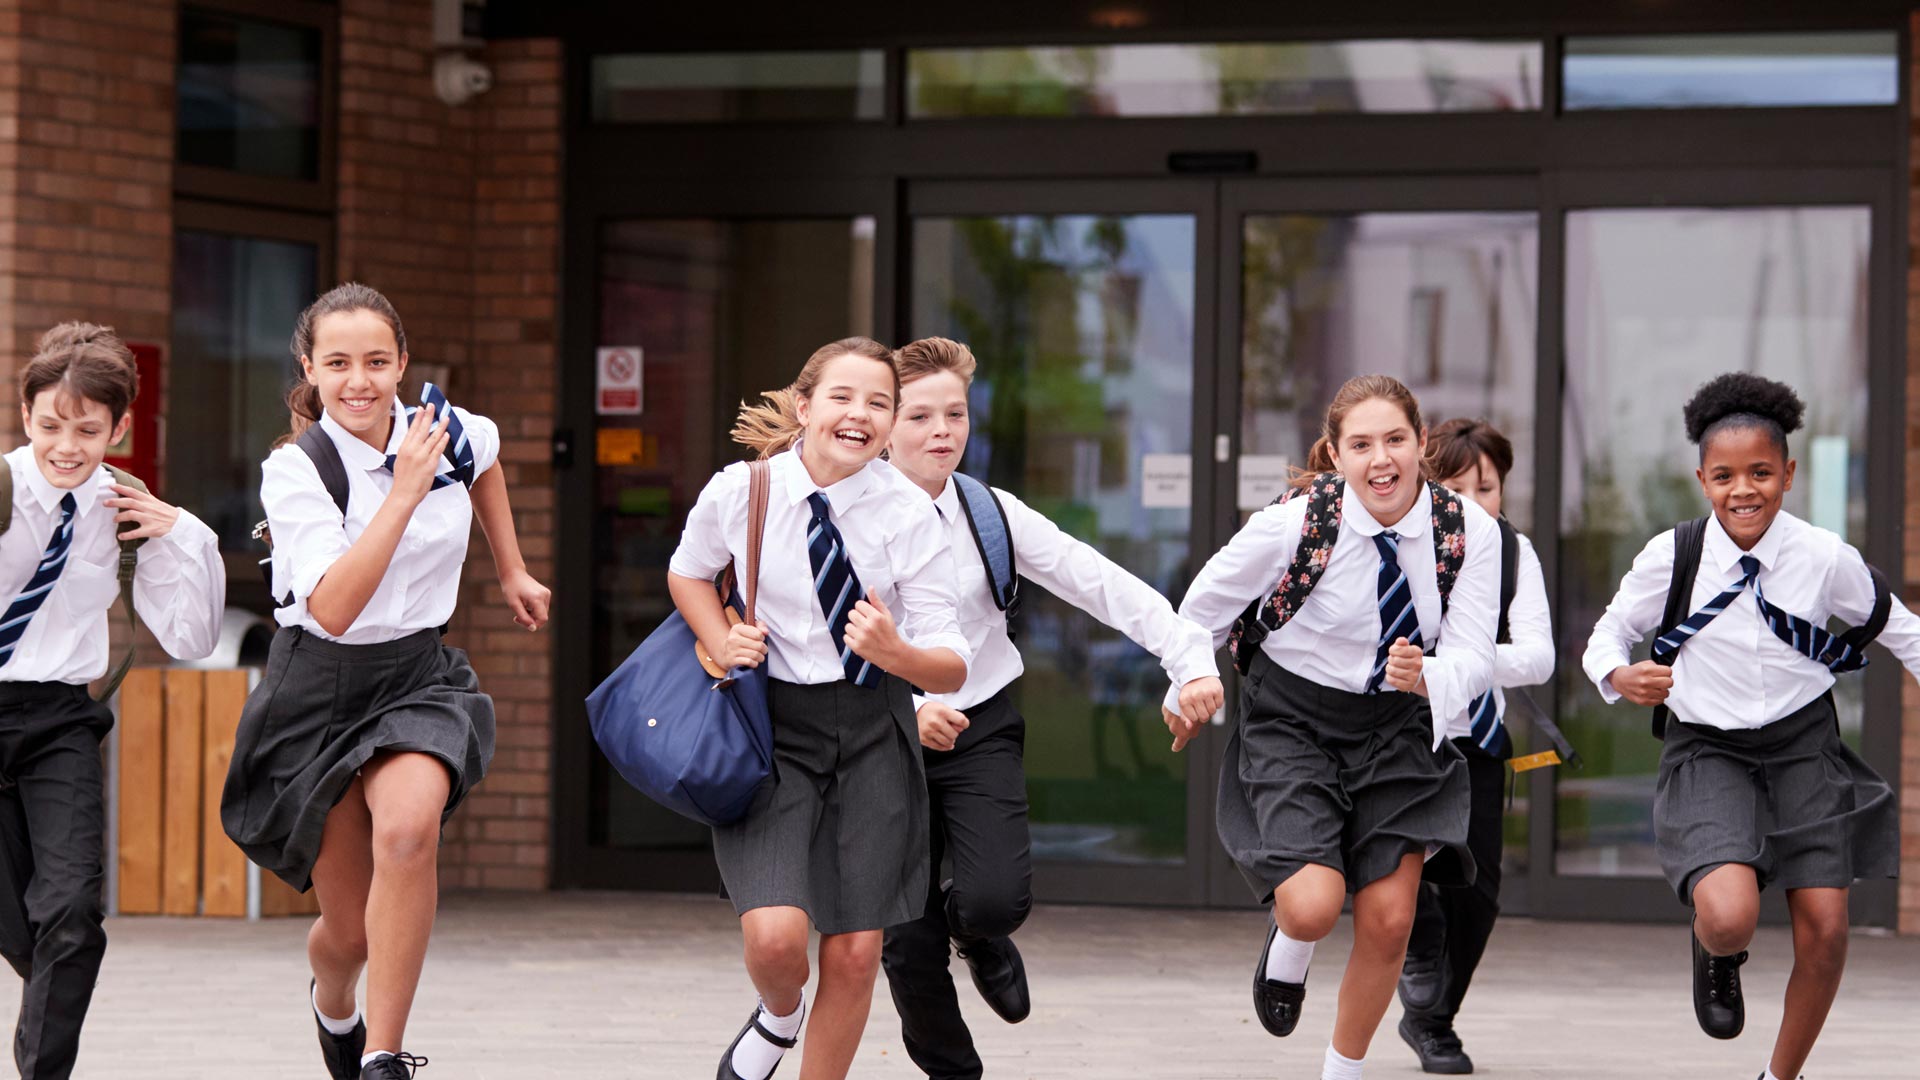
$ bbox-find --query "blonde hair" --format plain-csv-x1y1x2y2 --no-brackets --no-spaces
731,336,897,459
1291,374,1428,490
895,336,977,387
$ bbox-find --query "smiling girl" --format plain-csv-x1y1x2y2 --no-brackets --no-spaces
221,283,549,1080
1583,373,1908,1080
669,336,970,1080
1171,375,1498,1080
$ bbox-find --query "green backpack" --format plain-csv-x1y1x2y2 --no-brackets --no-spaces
0,456,147,700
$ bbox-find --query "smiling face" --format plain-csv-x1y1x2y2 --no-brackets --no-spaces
1440,452,1502,518
793,351,896,484
1697,423,1794,550
1330,396,1427,523
887,370,969,497
21,390,130,490
300,308,406,449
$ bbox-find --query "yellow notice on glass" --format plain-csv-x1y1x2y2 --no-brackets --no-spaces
1510,750,1562,773
597,428,644,466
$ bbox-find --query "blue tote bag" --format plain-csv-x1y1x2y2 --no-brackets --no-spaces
587,459,773,826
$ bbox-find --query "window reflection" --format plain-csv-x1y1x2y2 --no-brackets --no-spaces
1564,32,1898,110
177,8,322,180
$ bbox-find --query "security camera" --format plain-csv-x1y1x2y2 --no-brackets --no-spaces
434,53,493,106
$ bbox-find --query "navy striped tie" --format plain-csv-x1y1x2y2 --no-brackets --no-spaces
0,492,76,668
807,492,881,688
1753,561,1870,673
1464,689,1513,757
385,382,475,489
1366,532,1423,695
1652,554,1759,657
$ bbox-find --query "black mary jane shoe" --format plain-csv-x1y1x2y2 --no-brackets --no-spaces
359,1052,428,1079
957,935,1032,1024
311,980,366,1080
1691,928,1747,1040
1252,920,1306,1038
1398,1014,1474,1075
716,1002,801,1080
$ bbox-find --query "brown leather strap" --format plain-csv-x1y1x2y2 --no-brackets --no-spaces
743,459,770,623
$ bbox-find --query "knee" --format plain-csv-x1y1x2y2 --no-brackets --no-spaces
371,812,441,868
947,883,1030,941
36,892,104,956
314,913,368,961
743,924,810,982
1693,903,1757,956
1796,914,1850,975
818,933,882,986
1356,896,1417,949
1276,900,1340,943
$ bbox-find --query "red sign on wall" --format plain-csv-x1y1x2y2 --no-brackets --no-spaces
105,342,162,486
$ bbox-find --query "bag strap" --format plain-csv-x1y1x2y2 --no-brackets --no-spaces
264,426,353,608
1228,473,1342,675
1428,481,1466,623
743,459,770,623
1835,561,1893,655
1496,516,1519,646
97,466,150,702
953,474,1019,614
1649,516,1709,740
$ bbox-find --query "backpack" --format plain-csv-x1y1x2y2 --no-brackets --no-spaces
952,474,1020,637
1227,472,1467,675
0,456,148,701
1647,516,1892,739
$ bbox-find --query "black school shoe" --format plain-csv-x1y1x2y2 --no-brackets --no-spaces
957,935,1031,1024
1252,920,1306,1038
359,1052,427,1079
1691,929,1747,1040
716,1001,802,1080
1398,1014,1474,1075
1398,943,1446,1015
311,980,366,1080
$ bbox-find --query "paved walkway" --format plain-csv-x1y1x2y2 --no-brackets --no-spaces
23,891,1919,1078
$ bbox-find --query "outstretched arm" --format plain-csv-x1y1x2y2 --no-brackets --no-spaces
471,462,550,630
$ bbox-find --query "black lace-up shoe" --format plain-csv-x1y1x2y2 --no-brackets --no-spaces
1398,945,1446,1015
716,1001,801,1080
1399,1014,1474,1074
1252,921,1306,1037
957,935,1031,1024
359,1052,427,1079
311,980,365,1080
1691,931,1747,1040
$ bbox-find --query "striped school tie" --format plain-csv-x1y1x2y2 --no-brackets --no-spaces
1463,689,1513,757
384,382,475,489
1652,554,1759,657
806,492,882,688
1366,532,1423,695
1753,559,1870,673
0,492,77,668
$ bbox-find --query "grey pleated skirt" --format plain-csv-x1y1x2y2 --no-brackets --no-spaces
1217,654,1474,901
1656,691,1897,903
712,674,927,935
220,625,496,892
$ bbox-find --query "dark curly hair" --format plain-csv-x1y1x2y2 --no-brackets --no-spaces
1681,373,1805,461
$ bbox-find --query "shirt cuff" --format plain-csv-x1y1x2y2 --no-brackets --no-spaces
1161,641,1221,691
911,693,930,713
1161,683,1182,717
1583,653,1628,705
159,508,218,554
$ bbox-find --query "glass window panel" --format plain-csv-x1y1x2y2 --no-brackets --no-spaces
177,8,323,180
169,230,319,551
912,213,1195,866
591,50,886,123
909,40,1542,118
593,218,874,851
1239,210,1539,873
1563,31,1898,110
1558,206,1871,879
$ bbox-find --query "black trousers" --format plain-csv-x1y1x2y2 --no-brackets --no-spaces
881,691,1032,1080
0,683,112,1080
1405,739,1506,1027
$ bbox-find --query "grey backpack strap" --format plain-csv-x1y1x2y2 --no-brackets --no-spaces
952,474,1018,615
97,466,151,702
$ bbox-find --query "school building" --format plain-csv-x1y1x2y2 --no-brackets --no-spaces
3,0,1919,931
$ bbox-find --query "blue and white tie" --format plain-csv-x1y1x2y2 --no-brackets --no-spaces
1652,555,1759,657
385,382,475,489
1464,689,1513,757
0,492,76,668
1753,560,1870,673
1366,532,1423,695
807,492,882,688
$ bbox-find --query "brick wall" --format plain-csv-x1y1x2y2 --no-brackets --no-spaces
0,0,175,447
334,0,560,889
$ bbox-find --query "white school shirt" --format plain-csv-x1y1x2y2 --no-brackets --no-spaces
1439,529,1555,741
262,398,501,645
0,447,224,683
1582,509,1920,731
1170,483,1500,748
668,447,972,685
912,477,1218,713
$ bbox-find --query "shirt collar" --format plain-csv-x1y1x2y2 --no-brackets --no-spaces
932,475,961,523
319,397,405,471
12,447,103,516
1704,508,1790,574
775,441,875,512
1340,480,1430,540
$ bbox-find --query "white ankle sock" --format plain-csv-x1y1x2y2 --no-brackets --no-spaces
312,984,361,1035
1264,926,1315,983
361,1051,393,1068
729,996,804,1080
1761,1069,1785,1080
1322,1045,1363,1080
